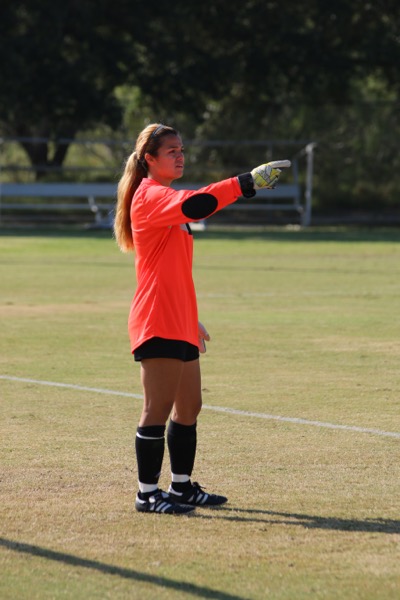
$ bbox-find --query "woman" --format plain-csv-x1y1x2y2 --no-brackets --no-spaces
114,123,290,514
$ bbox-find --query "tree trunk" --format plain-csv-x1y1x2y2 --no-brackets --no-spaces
20,139,71,180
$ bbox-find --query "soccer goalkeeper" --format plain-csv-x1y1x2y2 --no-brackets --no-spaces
114,123,290,514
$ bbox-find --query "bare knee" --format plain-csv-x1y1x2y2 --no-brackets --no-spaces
171,396,202,425
139,396,174,426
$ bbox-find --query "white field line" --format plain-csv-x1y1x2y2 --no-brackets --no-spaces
1,374,399,440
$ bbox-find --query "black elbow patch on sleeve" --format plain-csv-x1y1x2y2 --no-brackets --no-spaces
181,193,218,220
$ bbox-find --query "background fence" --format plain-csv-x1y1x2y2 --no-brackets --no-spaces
0,138,315,227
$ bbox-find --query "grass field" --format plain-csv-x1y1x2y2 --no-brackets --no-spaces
1,226,400,600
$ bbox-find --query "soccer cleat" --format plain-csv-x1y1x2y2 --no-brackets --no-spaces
168,481,228,507
135,489,195,514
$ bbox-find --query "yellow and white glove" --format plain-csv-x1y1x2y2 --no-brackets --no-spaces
251,160,291,189
198,321,210,354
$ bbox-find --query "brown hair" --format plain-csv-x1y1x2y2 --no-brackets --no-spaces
114,123,178,252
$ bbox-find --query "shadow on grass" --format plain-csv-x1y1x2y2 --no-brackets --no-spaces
0,537,247,600
206,508,400,533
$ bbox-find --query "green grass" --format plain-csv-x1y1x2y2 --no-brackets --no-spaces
1,226,400,600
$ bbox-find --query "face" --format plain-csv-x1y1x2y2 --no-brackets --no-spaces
145,134,185,185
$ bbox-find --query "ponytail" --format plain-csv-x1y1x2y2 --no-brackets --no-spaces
114,151,144,252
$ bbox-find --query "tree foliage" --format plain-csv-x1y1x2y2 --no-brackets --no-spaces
0,0,399,212
0,1,136,176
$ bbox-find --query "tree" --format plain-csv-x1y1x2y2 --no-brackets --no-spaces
0,1,137,178
131,1,400,119
0,0,399,185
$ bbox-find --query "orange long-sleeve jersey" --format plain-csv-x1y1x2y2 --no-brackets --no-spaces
128,176,243,352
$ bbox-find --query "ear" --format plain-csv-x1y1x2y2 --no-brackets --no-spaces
144,152,156,166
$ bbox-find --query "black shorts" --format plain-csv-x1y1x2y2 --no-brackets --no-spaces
133,337,200,362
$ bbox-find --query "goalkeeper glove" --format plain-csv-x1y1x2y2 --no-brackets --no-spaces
238,160,291,197
251,160,291,189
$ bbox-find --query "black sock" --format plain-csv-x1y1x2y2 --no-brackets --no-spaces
135,425,165,494
167,420,197,491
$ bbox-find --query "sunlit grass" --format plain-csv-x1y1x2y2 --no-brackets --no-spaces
1,226,400,599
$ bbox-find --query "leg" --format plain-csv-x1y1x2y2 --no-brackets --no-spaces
136,358,184,490
168,359,200,490
171,358,202,425
167,358,228,507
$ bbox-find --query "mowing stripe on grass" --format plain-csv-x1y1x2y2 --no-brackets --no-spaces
1,374,400,440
